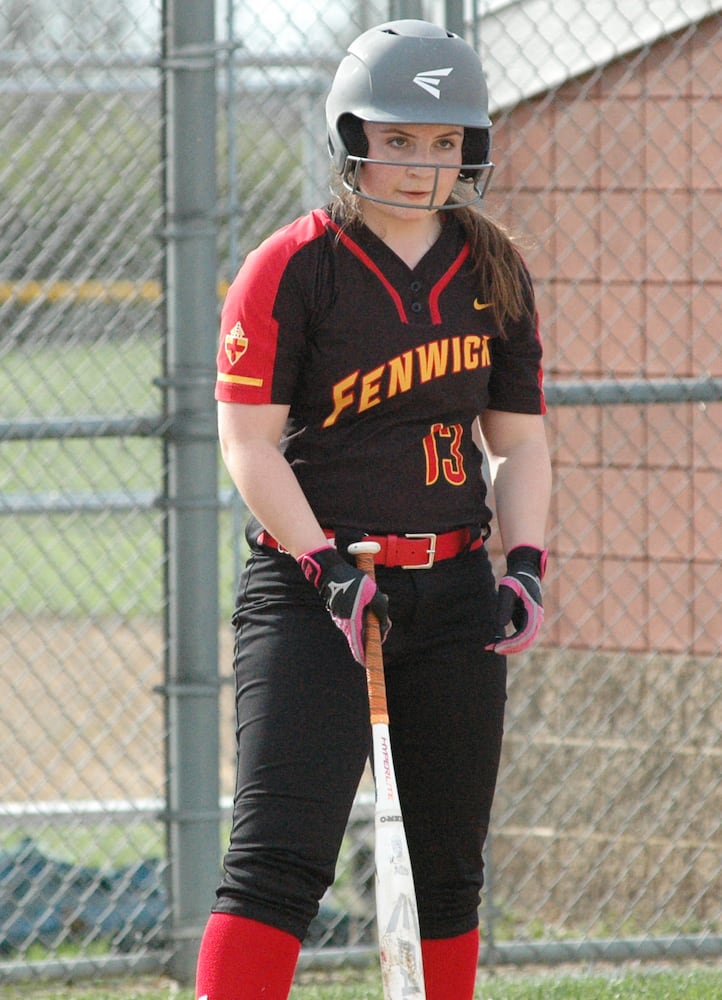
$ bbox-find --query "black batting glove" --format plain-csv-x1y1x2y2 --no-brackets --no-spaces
485,545,547,655
298,546,390,665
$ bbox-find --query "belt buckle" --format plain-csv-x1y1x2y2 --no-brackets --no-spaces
403,532,437,569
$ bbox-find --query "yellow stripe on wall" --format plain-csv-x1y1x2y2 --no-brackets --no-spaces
0,279,231,305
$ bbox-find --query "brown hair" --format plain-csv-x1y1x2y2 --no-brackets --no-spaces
454,202,534,330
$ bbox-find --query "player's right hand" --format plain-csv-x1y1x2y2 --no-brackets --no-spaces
298,546,390,665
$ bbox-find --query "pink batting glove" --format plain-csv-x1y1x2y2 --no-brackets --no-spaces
485,545,547,655
298,546,390,664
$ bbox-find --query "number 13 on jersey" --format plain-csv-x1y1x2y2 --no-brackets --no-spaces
422,422,466,486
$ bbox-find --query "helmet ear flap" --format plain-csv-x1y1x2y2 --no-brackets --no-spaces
337,113,368,162
460,127,491,180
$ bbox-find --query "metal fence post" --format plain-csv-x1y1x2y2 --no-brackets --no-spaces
390,0,423,20
162,0,220,983
444,0,465,36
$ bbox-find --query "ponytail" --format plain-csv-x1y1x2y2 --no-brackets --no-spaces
453,205,535,334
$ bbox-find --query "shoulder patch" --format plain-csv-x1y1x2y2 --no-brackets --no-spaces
224,321,249,366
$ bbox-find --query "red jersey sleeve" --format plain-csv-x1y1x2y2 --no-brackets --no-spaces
215,210,330,405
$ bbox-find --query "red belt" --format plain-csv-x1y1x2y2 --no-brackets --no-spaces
257,527,482,569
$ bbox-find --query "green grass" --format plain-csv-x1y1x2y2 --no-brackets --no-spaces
1,339,244,619
2,965,722,999
1,339,162,422
1,822,165,871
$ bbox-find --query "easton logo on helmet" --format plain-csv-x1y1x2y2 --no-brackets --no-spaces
411,67,454,98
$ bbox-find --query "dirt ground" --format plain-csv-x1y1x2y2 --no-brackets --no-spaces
0,614,238,804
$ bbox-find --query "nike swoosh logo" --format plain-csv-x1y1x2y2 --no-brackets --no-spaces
474,299,492,311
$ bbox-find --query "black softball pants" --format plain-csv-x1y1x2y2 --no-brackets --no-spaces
212,537,507,942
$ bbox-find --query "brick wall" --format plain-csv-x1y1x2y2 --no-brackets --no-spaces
489,15,722,654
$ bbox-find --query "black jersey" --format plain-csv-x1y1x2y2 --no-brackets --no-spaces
215,208,545,536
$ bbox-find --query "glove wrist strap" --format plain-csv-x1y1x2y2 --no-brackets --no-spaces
506,544,548,579
298,545,344,588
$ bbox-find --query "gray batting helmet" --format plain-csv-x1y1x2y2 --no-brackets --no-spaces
326,19,493,208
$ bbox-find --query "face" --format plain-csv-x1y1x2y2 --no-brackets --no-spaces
354,121,464,215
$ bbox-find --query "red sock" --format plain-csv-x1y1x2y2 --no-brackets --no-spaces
421,929,480,1000
195,913,301,1000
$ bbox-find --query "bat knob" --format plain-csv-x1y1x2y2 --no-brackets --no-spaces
348,540,382,555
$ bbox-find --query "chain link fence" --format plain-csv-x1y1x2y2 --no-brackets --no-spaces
1,0,720,986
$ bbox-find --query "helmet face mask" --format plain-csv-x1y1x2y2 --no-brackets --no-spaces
341,151,495,212
326,19,494,210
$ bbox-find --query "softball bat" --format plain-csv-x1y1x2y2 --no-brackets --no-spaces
348,540,425,1000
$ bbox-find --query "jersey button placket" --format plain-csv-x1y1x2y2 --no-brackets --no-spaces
409,280,424,316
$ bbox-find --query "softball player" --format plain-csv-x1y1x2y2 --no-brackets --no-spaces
196,19,551,1000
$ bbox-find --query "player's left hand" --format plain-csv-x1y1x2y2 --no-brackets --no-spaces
485,545,547,655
